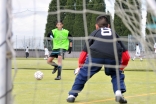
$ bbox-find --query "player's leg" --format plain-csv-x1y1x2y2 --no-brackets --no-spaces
67,57,103,103
54,55,62,80
132,55,136,60
45,55,48,59
25,52,27,58
47,54,58,74
104,59,127,103
54,49,66,80
26,52,29,58
62,53,65,60
139,53,143,61
140,56,143,61
132,52,136,61
47,57,56,65
45,51,49,59
113,72,127,104
44,54,46,60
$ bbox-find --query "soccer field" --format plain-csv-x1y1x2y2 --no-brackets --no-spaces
12,58,156,104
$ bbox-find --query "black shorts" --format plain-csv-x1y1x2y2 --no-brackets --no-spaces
50,49,66,58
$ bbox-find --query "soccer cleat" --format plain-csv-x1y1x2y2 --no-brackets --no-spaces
52,67,58,74
115,95,127,104
54,76,61,80
67,95,76,103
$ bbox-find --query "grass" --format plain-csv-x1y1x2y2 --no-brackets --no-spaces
12,58,156,104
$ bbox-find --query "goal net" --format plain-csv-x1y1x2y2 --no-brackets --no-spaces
8,0,156,104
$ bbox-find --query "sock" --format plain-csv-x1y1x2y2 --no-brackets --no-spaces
115,90,122,96
57,66,62,77
51,62,58,68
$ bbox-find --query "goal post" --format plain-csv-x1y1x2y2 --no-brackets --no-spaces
0,0,12,104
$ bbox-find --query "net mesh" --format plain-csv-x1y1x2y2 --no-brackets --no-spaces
10,0,156,104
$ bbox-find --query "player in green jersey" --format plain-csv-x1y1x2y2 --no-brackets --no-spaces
47,20,72,80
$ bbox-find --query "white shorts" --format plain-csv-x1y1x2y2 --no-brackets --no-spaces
135,52,140,56
45,52,49,56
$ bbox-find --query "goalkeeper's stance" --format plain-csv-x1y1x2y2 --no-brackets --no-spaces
67,15,130,103
47,20,72,80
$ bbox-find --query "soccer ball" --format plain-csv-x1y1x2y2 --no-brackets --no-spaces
34,71,43,80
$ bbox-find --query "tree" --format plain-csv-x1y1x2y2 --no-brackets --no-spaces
85,0,106,35
114,14,130,36
73,0,84,37
63,0,75,36
114,0,142,36
86,0,95,34
44,0,67,37
45,0,106,37
45,0,57,37
89,0,106,34
44,0,67,50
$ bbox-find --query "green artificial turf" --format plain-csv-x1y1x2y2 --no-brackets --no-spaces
12,58,156,104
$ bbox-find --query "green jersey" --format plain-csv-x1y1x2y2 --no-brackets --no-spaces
52,28,69,50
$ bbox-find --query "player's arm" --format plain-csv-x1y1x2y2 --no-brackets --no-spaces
74,48,87,75
47,32,54,42
68,33,73,54
68,33,72,47
74,49,87,75
47,32,54,38
78,50,87,68
116,34,130,70
47,32,51,37
120,51,130,70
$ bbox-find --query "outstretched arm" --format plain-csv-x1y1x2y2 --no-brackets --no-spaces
78,51,87,68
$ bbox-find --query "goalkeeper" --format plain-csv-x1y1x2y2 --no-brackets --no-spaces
47,20,72,80
67,15,130,103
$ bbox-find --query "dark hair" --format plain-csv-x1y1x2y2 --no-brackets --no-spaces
96,15,109,28
56,20,63,25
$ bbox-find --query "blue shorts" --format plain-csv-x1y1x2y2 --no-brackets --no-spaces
50,49,66,58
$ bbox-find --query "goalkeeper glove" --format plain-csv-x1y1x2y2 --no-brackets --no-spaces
74,51,87,75
74,67,80,75
68,47,72,54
